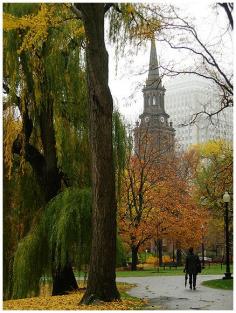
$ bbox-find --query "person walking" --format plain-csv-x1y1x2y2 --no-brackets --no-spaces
184,247,201,290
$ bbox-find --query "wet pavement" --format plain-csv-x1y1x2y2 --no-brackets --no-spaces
117,275,233,310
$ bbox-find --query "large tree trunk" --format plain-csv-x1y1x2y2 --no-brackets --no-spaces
39,101,78,294
52,263,78,296
39,100,61,202
131,245,139,271
77,4,120,303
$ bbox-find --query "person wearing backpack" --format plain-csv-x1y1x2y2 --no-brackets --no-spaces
184,247,202,290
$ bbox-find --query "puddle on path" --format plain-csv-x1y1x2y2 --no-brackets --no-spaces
143,296,212,310
144,296,181,310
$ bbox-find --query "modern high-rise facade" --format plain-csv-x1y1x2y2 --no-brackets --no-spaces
165,77,233,150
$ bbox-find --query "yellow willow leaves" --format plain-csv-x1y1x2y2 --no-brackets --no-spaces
3,109,22,178
125,3,136,14
130,18,161,40
3,13,32,30
3,285,145,310
3,4,63,53
69,23,85,40
31,53,46,107
120,3,136,18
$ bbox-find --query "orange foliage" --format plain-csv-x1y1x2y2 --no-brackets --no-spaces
118,128,209,254
147,154,208,249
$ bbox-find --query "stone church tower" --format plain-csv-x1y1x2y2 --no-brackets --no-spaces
135,40,175,154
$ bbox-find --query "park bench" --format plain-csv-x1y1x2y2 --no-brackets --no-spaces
160,262,178,270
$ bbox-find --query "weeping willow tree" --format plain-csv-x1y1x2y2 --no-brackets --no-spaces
3,3,90,189
6,109,127,300
3,3,128,298
3,3,90,297
12,188,92,299
3,2,153,303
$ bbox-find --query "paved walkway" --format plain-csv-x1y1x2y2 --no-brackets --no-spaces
117,275,233,310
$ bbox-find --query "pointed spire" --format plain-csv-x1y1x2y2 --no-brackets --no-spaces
147,39,160,81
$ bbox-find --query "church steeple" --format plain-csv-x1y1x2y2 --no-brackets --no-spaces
139,40,175,134
142,40,166,116
147,39,160,83
135,39,175,155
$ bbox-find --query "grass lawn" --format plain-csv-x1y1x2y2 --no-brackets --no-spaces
202,279,233,290
3,282,145,310
116,267,185,277
116,264,229,277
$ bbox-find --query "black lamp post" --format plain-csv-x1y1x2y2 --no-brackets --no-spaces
201,224,205,269
223,191,232,280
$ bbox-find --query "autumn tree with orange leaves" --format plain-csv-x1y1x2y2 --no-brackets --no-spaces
119,126,164,270
118,126,208,270
147,150,208,263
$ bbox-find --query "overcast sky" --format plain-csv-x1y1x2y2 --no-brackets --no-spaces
106,2,233,125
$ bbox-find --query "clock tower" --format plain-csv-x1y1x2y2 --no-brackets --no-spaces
135,40,175,154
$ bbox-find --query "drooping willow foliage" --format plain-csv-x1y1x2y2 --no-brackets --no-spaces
12,186,127,299
112,110,128,201
12,223,47,299
3,3,90,299
3,3,89,186
45,188,92,269
12,187,92,299
107,3,161,65
3,3,130,300
3,160,44,300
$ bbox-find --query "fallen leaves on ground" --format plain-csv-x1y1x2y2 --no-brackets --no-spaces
3,283,146,310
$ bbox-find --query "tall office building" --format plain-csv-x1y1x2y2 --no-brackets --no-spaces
165,77,233,150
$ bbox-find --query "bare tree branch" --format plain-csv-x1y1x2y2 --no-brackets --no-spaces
218,3,233,29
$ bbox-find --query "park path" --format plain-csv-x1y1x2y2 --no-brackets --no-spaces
117,275,233,310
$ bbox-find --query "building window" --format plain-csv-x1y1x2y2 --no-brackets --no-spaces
149,96,152,106
153,96,156,105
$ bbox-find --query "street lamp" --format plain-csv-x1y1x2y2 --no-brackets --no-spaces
201,224,205,269
222,191,232,280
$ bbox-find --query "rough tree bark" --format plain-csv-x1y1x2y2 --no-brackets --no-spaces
74,3,120,303
38,100,61,202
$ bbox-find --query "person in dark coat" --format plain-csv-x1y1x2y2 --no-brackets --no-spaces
185,247,201,290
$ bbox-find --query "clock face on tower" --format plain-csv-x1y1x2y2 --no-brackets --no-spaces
160,116,164,123
145,116,150,123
